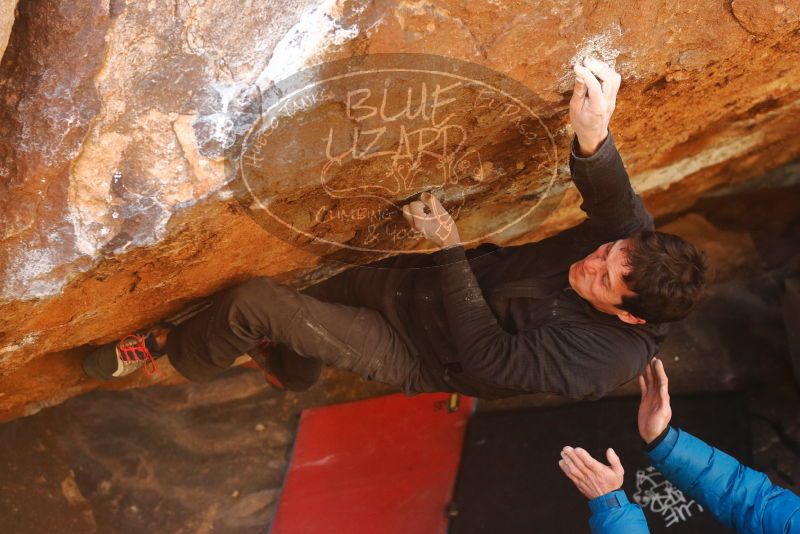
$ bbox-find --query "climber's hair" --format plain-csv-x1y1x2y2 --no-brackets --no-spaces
620,230,708,323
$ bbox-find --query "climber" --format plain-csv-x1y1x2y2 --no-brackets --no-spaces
558,358,800,533
82,58,707,400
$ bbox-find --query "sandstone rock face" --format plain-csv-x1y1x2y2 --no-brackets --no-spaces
0,0,15,63
0,0,799,421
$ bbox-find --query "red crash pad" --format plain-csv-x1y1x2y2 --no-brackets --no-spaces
270,393,475,534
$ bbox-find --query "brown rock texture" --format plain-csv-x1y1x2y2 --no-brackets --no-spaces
0,0,799,421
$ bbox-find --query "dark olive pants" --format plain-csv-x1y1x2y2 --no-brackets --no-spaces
165,271,435,394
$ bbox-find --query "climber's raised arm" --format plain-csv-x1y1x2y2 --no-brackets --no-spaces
569,58,652,239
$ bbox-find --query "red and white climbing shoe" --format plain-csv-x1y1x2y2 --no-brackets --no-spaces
82,324,172,380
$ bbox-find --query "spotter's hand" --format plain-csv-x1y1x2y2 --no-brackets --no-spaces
570,57,621,156
638,358,673,444
402,192,461,249
559,446,625,501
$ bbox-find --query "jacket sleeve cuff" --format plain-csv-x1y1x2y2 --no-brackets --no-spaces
643,426,671,452
646,426,679,464
432,244,468,266
588,489,630,514
570,129,615,166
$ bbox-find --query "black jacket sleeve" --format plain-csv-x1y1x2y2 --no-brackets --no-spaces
570,132,654,237
428,131,656,397
432,245,648,398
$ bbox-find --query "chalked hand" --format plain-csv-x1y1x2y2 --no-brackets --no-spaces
638,358,673,444
570,57,621,156
402,191,461,249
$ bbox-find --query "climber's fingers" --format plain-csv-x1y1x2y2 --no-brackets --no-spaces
583,57,621,107
573,63,603,108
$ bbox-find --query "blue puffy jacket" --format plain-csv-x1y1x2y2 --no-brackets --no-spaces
588,426,800,533
588,490,650,533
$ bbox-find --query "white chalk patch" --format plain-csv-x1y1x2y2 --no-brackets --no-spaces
0,243,75,301
556,23,625,91
192,0,365,179
0,332,41,356
570,23,623,70
254,0,361,89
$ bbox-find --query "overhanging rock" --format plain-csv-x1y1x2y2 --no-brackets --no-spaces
0,0,798,421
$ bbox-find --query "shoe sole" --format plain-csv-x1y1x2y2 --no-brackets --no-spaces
82,341,120,381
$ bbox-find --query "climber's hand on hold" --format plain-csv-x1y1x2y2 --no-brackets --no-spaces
570,58,621,157
402,192,461,249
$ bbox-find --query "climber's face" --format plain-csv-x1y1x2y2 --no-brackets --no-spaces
569,238,646,325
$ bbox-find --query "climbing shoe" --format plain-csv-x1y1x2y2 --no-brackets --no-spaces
82,323,173,380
